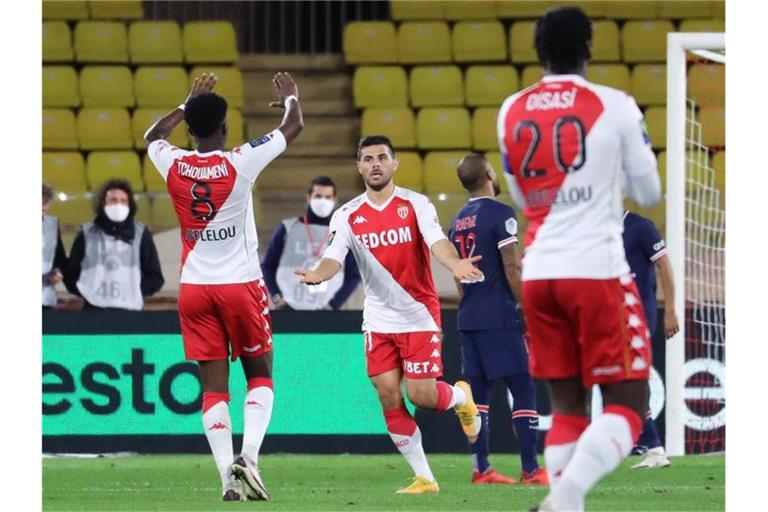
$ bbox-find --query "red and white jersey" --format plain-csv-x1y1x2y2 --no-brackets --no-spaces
497,74,660,281
323,187,447,333
147,130,286,284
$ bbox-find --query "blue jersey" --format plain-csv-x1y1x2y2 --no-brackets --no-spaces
622,211,666,332
448,197,521,331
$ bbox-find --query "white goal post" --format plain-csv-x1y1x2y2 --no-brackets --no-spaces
665,32,725,457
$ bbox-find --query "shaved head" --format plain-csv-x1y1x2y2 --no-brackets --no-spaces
457,153,490,192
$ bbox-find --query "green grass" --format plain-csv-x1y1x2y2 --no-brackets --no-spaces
43,453,724,511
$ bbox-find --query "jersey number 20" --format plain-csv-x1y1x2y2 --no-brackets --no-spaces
514,116,586,178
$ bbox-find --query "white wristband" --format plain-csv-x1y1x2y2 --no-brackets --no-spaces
283,95,298,108
177,103,186,111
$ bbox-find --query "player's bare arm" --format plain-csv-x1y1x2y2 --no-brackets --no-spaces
654,254,679,339
269,72,304,144
499,243,523,303
431,239,483,282
295,258,342,285
144,73,218,144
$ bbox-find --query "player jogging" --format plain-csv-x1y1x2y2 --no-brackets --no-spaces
497,8,662,511
295,135,483,494
622,210,679,468
144,73,303,502
448,154,547,486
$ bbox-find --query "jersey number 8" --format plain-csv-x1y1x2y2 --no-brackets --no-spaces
190,182,218,222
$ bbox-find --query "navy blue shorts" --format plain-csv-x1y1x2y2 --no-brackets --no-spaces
460,326,530,380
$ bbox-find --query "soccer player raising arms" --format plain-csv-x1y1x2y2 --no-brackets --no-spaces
497,8,661,511
296,135,483,494
144,72,303,501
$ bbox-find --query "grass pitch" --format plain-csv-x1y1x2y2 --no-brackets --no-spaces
43,453,723,511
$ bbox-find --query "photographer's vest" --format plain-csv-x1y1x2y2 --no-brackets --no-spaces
76,222,144,310
42,215,58,307
276,217,344,310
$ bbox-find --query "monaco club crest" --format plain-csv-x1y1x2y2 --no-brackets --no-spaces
397,204,409,219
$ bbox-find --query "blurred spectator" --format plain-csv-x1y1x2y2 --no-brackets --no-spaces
63,179,164,310
42,183,67,308
262,176,360,310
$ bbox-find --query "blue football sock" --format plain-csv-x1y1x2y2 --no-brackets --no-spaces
467,375,492,474
637,415,663,450
504,373,540,474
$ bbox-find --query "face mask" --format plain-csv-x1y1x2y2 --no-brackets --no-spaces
104,203,130,223
310,198,335,218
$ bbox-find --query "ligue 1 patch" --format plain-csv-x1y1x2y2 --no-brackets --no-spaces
327,230,336,246
640,118,651,145
505,217,518,236
398,204,409,219
248,133,273,148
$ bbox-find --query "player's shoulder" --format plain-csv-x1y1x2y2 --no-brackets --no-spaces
499,82,541,114
624,211,657,231
332,194,367,222
394,186,432,208
582,80,639,111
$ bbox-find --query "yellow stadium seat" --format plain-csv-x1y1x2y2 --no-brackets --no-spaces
353,66,408,108
423,151,467,194
644,106,667,149
521,65,544,88
43,66,80,107
149,196,179,229
88,0,143,19
361,108,417,149
509,21,537,64
410,66,464,107
43,1,89,20
225,108,245,149
592,20,620,62
679,18,725,32
132,108,190,149
452,21,506,63
143,154,168,193
688,64,725,107
134,66,189,108
711,1,725,18
48,196,95,227
465,65,519,107
496,1,553,18
657,150,667,192
343,21,398,64
398,22,452,64
133,195,152,226
43,109,79,150
417,108,472,150
622,20,675,63
43,21,74,62
586,64,630,91
631,64,666,106
79,66,135,108
557,2,605,17
394,152,424,191
658,1,712,19
74,22,129,63
129,21,184,64
442,1,497,20
43,152,88,194
77,108,133,150
700,106,725,148
712,150,725,192
483,151,509,194
390,1,444,20
189,66,244,108
86,151,144,192
472,107,500,151
183,21,239,64
602,2,658,19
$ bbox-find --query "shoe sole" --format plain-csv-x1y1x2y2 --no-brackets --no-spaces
230,463,269,501
455,381,481,440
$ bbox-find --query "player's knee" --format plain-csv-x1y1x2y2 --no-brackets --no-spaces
601,380,648,418
374,385,402,410
406,386,436,409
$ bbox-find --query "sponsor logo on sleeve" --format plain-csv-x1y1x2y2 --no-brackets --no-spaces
653,240,666,251
327,230,336,246
505,217,518,236
248,133,274,148
640,118,651,145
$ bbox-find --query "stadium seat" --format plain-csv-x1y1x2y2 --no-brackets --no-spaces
591,21,620,62
43,1,89,20
410,66,464,107
48,196,95,227
129,21,184,64
43,109,79,150
509,22,537,64
658,1,712,19
43,21,74,62
711,1,725,18
644,106,667,150
189,66,244,108
465,65,519,107
88,0,144,19
390,1,444,20
361,108,417,148
452,21,506,63
472,107,500,151
700,106,725,148
43,152,88,194
521,65,544,88
688,64,725,107
712,150,725,193
43,66,80,107
495,1,553,18
601,2,658,19
77,108,133,150
183,21,239,64
398,22,452,64
586,64,630,92
631,64,666,106
657,150,667,192
343,21,398,64
79,66,135,107
483,151,509,194
622,20,675,63
74,22,129,63
86,151,144,192
442,1,497,20
134,66,189,108
678,18,725,32
149,195,180,229
225,108,245,148
416,108,472,150
353,66,408,108
394,152,424,191
142,154,168,193
132,108,190,149
423,151,467,194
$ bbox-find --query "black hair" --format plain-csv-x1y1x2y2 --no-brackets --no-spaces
94,178,137,217
184,92,228,138
307,175,337,196
43,182,54,204
534,7,592,73
357,135,396,161
456,153,490,193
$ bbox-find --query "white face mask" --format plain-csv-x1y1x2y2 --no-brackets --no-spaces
104,203,130,223
310,198,335,218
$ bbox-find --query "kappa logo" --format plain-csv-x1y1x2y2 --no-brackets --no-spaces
632,356,648,371
353,215,367,224
430,334,441,344
208,422,229,431
430,363,440,373
397,204,409,219
430,349,440,358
